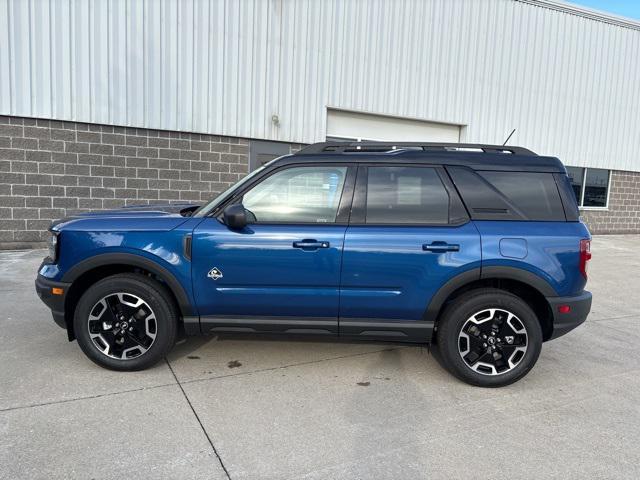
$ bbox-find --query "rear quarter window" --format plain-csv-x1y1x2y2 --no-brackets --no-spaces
477,171,565,221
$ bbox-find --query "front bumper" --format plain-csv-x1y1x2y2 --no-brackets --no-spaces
35,274,71,330
547,290,592,340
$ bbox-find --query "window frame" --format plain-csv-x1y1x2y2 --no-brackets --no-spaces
567,166,612,211
581,167,612,210
213,162,357,226
349,164,469,227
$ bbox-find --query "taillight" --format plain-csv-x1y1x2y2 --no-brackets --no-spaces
579,239,591,279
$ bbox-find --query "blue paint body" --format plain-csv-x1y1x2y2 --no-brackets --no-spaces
32,147,596,389
41,206,199,309
476,221,588,296
39,132,594,345
191,218,346,318
340,222,481,321
42,204,590,325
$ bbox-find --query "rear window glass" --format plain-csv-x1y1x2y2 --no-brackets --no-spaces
477,171,565,221
365,167,449,224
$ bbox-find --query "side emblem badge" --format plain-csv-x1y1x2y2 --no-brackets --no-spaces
207,267,223,280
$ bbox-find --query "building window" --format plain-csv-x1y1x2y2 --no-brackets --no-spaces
583,168,610,207
565,167,584,202
565,167,610,209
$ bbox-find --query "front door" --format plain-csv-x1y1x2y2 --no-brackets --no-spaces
192,163,354,335
339,165,481,340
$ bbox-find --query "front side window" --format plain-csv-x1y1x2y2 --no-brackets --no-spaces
365,167,449,224
242,166,347,223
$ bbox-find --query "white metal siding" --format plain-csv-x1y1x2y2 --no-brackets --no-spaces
1,0,639,171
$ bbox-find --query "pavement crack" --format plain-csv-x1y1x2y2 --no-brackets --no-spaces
0,382,177,413
591,313,637,322
165,359,232,480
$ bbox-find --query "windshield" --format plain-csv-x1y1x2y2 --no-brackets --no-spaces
192,164,268,217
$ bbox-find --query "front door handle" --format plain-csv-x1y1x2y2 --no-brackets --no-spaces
423,241,460,253
293,239,330,250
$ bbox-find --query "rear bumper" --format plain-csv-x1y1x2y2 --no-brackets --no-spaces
35,274,71,330
546,290,592,340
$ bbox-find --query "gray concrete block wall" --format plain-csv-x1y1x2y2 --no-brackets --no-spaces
581,170,640,235
0,116,251,249
2,113,638,247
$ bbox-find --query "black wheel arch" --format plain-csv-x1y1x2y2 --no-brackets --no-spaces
425,266,557,341
61,253,194,340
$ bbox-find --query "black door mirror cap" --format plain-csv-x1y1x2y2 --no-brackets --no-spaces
223,203,248,230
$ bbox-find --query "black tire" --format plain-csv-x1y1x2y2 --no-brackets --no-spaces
435,288,542,387
73,273,178,371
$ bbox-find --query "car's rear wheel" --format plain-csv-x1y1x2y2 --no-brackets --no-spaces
436,288,542,387
74,273,178,371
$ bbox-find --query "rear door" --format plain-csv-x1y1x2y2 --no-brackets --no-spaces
339,165,481,340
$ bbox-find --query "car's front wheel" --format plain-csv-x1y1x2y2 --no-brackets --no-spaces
73,273,178,370
436,288,543,387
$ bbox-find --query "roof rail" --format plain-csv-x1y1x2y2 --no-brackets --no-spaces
296,141,537,156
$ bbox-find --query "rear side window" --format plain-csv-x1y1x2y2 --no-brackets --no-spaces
477,171,565,221
365,167,449,224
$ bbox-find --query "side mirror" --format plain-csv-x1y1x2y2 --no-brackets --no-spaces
223,203,248,230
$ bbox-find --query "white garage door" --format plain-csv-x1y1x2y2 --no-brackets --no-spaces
326,109,460,143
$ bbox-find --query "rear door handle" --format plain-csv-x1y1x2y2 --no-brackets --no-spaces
422,242,460,253
293,239,330,250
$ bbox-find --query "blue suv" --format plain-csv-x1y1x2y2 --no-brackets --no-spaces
35,142,592,387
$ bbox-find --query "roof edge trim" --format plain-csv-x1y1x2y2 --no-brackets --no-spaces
516,0,640,31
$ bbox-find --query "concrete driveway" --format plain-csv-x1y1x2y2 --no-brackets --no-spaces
1,236,639,479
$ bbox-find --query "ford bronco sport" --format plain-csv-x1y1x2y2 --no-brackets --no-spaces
35,141,592,387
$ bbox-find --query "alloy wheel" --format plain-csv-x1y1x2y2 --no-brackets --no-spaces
458,308,528,375
87,292,157,360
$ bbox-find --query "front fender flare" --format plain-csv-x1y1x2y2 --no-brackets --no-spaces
62,252,195,316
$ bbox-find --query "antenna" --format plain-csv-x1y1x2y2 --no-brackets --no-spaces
502,128,516,146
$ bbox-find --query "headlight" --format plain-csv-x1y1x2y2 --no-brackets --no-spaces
48,231,59,262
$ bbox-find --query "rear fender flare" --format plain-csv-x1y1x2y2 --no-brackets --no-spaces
424,266,556,321
424,268,481,321
480,266,557,297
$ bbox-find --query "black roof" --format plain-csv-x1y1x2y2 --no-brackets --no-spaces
284,142,566,173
